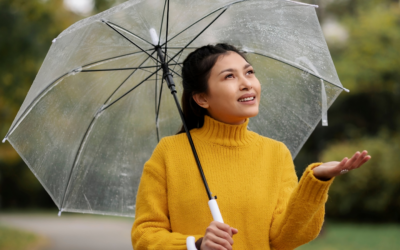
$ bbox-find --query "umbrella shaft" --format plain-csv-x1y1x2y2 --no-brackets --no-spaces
155,47,214,201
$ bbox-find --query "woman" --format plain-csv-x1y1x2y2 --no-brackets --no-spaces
131,44,371,250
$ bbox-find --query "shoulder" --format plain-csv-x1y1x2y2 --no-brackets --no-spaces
158,132,188,147
250,131,289,151
151,132,189,156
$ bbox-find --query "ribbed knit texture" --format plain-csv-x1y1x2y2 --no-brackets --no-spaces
131,115,335,250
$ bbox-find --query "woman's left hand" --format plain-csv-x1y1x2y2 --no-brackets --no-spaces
312,150,371,181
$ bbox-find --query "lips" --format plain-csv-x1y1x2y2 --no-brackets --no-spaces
238,93,256,102
238,96,255,102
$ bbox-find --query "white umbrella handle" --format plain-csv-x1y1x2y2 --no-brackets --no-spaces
208,199,224,223
187,199,223,249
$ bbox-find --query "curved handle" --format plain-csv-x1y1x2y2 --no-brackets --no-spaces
186,236,197,250
187,199,224,249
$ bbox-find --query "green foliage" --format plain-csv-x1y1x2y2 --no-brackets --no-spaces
94,0,126,12
333,4,400,94
0,0,79,208
296,220,400,250
0,224,44,250
320,134,400,222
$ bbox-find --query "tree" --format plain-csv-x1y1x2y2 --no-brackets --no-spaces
0,0,79,208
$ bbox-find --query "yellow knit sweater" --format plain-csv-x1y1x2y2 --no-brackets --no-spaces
131,115,335,250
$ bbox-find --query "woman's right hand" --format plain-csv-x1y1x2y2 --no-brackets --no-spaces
200,221,238,250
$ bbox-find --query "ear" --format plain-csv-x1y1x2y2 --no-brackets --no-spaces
192,92,209,109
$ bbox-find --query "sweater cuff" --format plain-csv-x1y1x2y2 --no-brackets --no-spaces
172,235,188,247
297,163,335,204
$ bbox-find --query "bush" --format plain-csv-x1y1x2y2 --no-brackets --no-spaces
320,134,400,222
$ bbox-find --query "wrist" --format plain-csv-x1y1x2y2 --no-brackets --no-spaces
312,165,331,181
195,237,203,249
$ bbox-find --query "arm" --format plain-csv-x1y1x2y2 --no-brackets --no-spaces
269,144,335,250
131,139,203,250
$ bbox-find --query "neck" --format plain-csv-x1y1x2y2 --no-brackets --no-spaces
192,115,256,147
205,113,246,125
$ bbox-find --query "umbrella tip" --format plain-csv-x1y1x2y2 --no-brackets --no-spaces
58,210,62,217
344,88,350,93
149,28,159,46
2,138,6,143
52,38,57,43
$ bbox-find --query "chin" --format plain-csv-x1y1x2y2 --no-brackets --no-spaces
239,109,259,119
247,107,260,117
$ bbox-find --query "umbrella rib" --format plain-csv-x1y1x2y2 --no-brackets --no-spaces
81,65,158,72
160,0,245,47
103,21,161,64
80,64,179,73
252,52,348,91
3,73,69,141
100,68,162,113
167,53,183,76
58,53,158,211
2,50,157,141
58,72,159,210
165,47,199,50
164,0,169,63
82,50,154,68
167,8,228,64
169,68,181,78
102,51,157,106
106,21,154,47
158,0,168,46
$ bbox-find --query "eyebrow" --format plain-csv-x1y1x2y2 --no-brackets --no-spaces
218,63,252,75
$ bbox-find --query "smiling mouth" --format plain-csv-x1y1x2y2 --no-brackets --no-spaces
238,96,255,102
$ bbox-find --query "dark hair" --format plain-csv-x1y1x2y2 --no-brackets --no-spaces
177,43,247,134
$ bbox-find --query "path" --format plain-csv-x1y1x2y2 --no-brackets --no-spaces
0,213,134,250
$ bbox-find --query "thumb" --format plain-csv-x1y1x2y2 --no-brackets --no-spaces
231,227,238,235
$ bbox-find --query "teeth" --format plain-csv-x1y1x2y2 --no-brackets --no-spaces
239,97,255,102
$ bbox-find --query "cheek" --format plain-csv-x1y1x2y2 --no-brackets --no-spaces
255,79,261,97
209,84,237,104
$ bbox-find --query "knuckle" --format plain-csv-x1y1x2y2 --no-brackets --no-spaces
223,232,230,239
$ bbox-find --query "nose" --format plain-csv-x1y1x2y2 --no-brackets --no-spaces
239,75,252,91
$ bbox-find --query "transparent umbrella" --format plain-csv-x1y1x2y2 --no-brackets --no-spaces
2,0,348,218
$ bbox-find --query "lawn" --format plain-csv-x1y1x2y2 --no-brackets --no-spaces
0,224,46,250
296,220,400,250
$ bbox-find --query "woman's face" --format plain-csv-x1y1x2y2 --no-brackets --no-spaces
193,51,261,125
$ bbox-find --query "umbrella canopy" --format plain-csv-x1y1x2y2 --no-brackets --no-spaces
3,0,346,217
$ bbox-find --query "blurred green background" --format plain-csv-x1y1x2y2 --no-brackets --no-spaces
0,0,399,249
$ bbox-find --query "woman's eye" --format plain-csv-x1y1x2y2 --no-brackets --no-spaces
225,74,234,79
247,70,255,75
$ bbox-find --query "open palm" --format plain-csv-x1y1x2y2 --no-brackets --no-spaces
313,150,371,180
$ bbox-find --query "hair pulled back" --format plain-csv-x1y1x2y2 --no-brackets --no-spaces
177,43,247,134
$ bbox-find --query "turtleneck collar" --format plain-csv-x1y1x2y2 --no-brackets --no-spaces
192,115,257,147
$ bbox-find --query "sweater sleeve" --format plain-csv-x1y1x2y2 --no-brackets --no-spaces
269,144,335,250
131,138,203,250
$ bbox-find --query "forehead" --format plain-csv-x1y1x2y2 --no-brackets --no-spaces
212,52,248,72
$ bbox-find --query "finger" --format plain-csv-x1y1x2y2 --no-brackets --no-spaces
231,228,238,235
208,234,232,249
358,155,371,167
210,227,234,245
346,151,361,169
353,150,368,167
213,222,233,237
203,238,230,250
336,157,348,170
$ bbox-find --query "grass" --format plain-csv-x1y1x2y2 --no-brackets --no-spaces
296,220,400,250
0,224,46,250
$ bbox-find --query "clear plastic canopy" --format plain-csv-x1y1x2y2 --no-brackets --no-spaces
4,0,344,217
